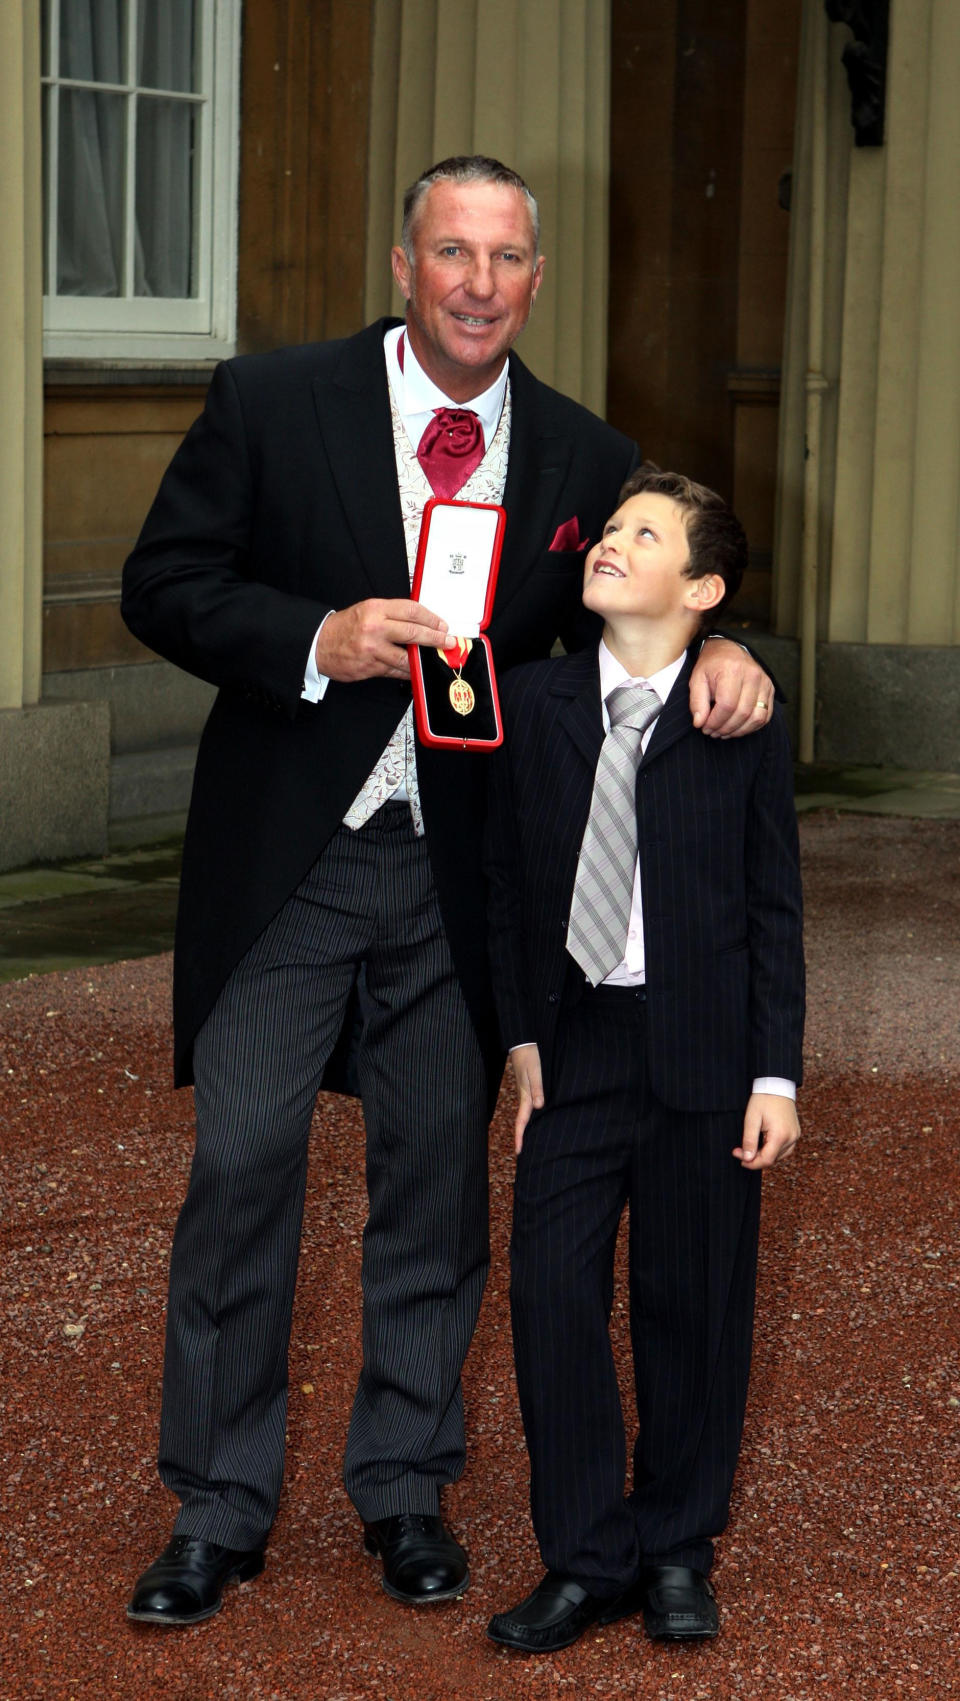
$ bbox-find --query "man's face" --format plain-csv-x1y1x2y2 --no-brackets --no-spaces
391,180,544,401
582,492,707,624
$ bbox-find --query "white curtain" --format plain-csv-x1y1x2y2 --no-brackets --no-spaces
55,0,197,300
57,0,125,296
135,0,196,297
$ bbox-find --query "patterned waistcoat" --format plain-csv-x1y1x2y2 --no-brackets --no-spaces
342,381,512,833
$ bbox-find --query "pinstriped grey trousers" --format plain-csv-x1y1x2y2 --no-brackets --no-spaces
158,805,489,1549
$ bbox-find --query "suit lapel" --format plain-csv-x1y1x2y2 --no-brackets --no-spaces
548,644,697,778
551,643,697,774
311,319,410,600
640,645,697,767
311,335,577,607
546,647,695,928
309,332,584,606
550,647,605,772
493,354,576,618
543,652,603,914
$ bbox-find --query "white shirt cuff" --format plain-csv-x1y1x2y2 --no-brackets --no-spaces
751,1077,796,1100
302,612,334,702
509,1056,794,1100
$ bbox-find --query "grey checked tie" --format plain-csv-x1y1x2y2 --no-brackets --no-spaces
566,680,662,985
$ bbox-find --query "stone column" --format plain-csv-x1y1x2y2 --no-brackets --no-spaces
0,0,43,712
773,0,960,768
906,0,960,644
0,4,109,869
364,0,611,414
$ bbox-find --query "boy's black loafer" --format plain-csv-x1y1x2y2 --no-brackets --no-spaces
126,1535,265,1625
487,1571,637,1653
637,1565,718,1640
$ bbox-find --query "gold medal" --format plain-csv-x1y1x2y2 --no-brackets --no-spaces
437,637,475,717
449,676,476,715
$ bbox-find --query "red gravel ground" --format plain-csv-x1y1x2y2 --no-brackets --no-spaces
1,813,958,1701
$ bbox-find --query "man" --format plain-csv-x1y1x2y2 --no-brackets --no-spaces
483,466,803,1653
121,156,774,1627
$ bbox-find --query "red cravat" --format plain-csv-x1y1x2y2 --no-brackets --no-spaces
416,408,485,499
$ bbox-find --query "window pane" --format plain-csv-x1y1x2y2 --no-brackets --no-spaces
61,0,125,84
135,96,196,298
57,88,125,296
138,0,197,92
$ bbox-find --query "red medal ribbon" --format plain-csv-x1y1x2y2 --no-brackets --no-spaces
439,638,471,670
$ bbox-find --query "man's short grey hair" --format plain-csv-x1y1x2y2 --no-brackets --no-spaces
400,156,541,263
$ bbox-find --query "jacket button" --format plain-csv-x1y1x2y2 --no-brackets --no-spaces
547,992,559,1005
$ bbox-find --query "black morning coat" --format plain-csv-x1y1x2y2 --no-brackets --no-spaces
120,319,639,1104
484,644,805,1112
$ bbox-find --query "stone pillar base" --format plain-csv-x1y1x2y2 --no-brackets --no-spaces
815,644,960,770
741,634,960,771
0,700,110,871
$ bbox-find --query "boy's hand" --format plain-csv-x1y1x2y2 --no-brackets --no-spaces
733,1093,800,1169
510,1044,544,1154
690,639,774,737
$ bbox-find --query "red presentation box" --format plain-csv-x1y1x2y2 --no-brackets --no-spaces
409,497,506,750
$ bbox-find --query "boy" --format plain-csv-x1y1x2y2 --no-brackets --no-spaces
484,465,804,1653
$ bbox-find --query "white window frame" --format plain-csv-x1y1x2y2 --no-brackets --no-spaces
42,0,241,362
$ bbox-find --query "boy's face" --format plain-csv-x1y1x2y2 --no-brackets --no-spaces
582,491,705,624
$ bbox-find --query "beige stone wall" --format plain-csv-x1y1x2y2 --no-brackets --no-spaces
0,6,113,867
776,0,960,651
364,0,611,415
42,388,205,674
0,2,43,711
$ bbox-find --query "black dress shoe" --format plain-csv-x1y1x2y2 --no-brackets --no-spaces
637,1565,719,1640
126,1535,265,1625
362,1514,469,1604
487,1571,637,1653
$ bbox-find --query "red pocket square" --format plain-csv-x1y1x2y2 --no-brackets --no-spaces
549,517,590,553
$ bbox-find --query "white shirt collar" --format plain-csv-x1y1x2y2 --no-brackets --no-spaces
384,323,508,454
598,638,687,727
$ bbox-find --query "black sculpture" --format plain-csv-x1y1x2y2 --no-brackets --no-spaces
824,0,889,146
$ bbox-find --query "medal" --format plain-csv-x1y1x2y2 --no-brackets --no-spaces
449,676,475,715
437,638,475,715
